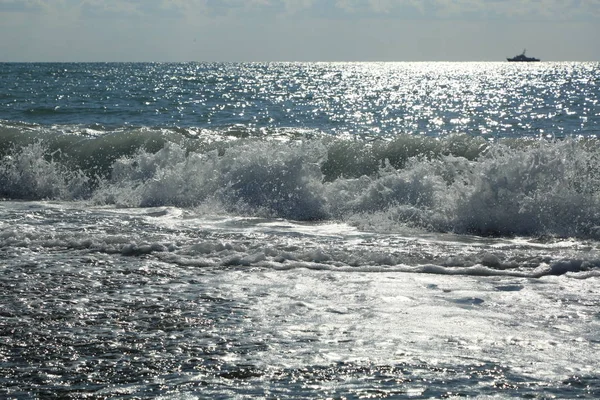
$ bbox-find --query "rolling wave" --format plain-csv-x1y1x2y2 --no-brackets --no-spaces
2,122,600,239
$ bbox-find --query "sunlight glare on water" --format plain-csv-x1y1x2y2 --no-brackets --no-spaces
2,62,597,138
1,61,600,398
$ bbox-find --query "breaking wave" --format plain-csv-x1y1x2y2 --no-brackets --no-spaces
3,122,600,239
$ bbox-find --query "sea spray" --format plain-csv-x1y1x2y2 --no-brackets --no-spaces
3,130,600,239
0,141,89,200
451,139,600,237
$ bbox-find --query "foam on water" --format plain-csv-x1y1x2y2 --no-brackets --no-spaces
1,199,599,397
0,141,90,200
3,125,600,240
1,201,599,279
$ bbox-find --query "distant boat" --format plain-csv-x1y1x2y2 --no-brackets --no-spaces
507,49,540,62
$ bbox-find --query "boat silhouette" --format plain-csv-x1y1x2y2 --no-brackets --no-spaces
507,49,540,62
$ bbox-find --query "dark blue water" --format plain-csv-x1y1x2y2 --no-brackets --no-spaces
2,62,599,137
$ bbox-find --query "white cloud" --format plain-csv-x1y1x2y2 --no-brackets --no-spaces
3,0,598,20
331,0,600,20
0,0,53,12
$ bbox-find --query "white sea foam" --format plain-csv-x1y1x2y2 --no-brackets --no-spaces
0,141,89,200
0,201,598,279
3,131,600,240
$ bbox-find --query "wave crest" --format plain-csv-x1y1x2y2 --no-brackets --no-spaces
0,141,90,200
2,124,600,239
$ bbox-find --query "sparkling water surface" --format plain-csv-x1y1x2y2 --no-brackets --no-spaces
2,62,598,137
1,62,600,398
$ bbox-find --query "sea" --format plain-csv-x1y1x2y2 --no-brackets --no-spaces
1,61,599,399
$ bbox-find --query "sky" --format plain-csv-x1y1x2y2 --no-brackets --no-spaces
0,0,599,62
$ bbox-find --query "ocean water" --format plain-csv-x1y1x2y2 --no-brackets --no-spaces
1,61,600,398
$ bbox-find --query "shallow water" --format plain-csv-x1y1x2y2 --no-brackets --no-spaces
1,202,599,398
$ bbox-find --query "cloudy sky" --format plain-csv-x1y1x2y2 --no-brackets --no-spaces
1,0,598,62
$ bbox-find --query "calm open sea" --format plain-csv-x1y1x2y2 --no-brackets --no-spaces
1,62,600,398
